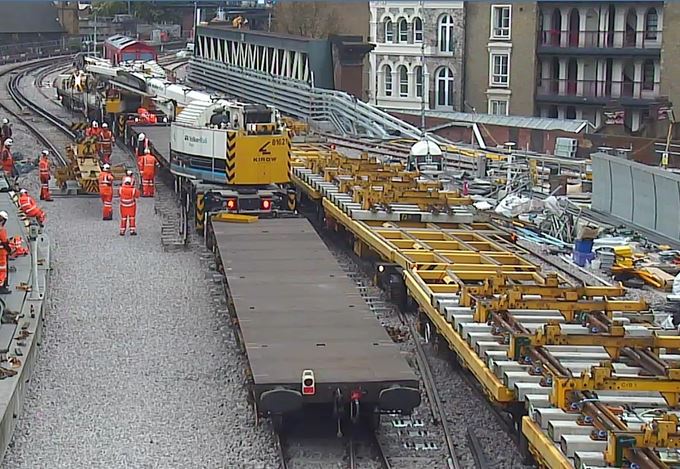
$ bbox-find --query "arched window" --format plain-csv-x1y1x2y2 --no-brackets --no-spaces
398,18,408,43
436,67,454,107
398,65,409,97
384,19,394,43
414,65,424,98
645,8,658,40
383,64,393,96
439,15,455,52
643,59,655,90
413,17,423,42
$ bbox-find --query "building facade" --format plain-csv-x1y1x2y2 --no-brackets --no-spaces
535,2,665,131
464,2,538,117
464,1,679,133
368,1,465,112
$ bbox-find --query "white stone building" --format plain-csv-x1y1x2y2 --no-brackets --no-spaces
368,1,465,113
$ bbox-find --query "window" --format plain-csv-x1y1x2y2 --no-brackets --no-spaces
413,17,423,42
643,59,655,90
436,67,454,107
414,65,424,98
645,8,658,40
489,99,508,116
491,5,511,39
490,53,509,87
383,64,393,96
398,65,409,97
438,15,455,52
384,19,394,43
398,18,408,43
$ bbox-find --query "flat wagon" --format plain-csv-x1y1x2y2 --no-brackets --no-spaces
208,217,420,431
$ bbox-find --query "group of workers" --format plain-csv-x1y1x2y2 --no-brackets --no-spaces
0,118,50,294
84,121,157,236
85,120,115,165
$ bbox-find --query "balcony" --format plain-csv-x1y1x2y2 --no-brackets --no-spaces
536,78,661,106
538,29,661,56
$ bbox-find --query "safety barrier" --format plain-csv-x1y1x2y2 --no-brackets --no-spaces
187,57,426,141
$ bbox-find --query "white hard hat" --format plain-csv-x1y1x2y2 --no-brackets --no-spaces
138,133,146,141
4,138,12,146
144,148,151,154
0,211,7,220
92,120,99,127
1,119,7,124
19,189,27,194
123,177,132,185
102,123,108,128
102,163,110,170
126,170,133,176
42,150,49,155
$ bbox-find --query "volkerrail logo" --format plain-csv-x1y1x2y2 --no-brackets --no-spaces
184,135,208,144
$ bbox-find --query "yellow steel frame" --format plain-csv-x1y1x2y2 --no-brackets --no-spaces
510,323,680,360
291,146,670,467
605,414,680,466
522,417,573,469
551,364,680,409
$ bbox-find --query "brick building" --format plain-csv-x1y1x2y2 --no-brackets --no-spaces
463,1,680,135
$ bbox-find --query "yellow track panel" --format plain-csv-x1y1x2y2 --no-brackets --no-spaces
290,171,321,201
404,271,515,402
291,150,680,468
522,417,572,469
321,198,515,402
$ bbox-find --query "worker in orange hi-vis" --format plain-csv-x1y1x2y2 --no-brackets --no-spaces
135,132,149,159
1,138,15,177
18,189,46,226
140,148,158,197
119,176,140,236
85,120,101,139
0,211,10,294
98,123,114,165
98,163,114,221
38,150,53,201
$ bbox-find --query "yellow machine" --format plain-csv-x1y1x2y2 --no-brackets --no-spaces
170,99,293,225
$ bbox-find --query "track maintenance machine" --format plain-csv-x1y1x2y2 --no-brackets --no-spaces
57,54,296,227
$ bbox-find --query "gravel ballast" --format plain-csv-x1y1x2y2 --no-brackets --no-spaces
2,177,277,468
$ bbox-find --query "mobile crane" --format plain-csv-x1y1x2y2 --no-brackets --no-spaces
57,54,296,226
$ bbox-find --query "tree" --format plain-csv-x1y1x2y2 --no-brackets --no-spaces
272,2,340,39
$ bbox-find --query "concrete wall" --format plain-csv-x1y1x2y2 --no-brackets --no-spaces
462,3,488,113
464,2,537,116
509,3,538,116
592,151,680,242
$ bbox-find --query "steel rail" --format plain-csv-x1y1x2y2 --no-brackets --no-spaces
401,313,461,469
0,57,74,167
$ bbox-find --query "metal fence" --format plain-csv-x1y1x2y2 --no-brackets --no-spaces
187,57,426,140
0,40,75,66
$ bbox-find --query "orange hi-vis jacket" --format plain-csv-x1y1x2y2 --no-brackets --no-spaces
18,193,45,223
118,185,140,216
39,157,50,182
98,171,114,196
141,153,157,179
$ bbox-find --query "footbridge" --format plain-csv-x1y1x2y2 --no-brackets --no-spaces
187,24,488,144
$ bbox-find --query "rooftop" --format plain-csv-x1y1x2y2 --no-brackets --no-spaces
0,2,64,34
401,110,594,134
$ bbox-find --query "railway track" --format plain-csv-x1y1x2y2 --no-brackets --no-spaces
0,57,74,166
310,225,515,469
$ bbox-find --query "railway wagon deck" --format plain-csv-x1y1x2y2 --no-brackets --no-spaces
209,217,420,423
